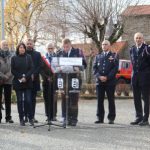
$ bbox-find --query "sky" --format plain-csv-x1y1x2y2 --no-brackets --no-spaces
1,0,150,53
139,0,150,4
36,0,150,54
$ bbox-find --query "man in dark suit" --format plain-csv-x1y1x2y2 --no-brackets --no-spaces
57,39,87,126
93,40,119,124
130,32,150,126
25,38,42,123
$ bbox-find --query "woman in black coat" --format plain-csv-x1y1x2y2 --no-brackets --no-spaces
11,43,34,126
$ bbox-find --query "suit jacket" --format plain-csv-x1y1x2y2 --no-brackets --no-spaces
57,47,87,70
11,54,33,90
130,43,150,86
56,47,87,90
93,51,119,86
26,50,42,91
0,50,13,85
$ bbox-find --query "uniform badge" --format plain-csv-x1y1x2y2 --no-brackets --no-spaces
108,56,114,60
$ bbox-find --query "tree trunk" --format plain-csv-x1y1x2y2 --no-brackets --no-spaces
86,56,94,84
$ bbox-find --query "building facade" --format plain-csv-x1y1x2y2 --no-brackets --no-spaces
122,5,150,54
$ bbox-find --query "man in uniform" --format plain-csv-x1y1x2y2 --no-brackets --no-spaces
93,40,119,124
130,32,150,126
57,38,87,126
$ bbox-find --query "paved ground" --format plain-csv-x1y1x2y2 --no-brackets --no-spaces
0,99,150,150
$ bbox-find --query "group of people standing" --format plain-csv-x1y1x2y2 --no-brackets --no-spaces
41,39,87,126
0,39,41,126
0,38,86,127
93,32,150,126
0,32,150,127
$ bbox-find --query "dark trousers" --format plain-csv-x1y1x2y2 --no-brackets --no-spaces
61,93,79,123
132,84,150,121
0,84,12,121
25,81,39,119
97,84,116,121
43,81,57,120
16,89,32,121
24,89,37,119
31,89,37,119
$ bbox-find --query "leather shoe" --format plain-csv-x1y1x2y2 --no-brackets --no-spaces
6,119,14,123
70,122,77,126
51,117,57,121
130,119,142,125
20,120,25,126
108,120,114,124
24,117,28,123
95,120,104,124
138,120,149,126
33,118,38,123
29,120,34,126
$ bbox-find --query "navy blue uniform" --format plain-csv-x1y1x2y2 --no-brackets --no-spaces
93,51,119,122
130,43,150,122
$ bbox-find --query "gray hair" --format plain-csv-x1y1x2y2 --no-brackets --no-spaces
102,40,110,45
46,43,54,49
134,32,144,40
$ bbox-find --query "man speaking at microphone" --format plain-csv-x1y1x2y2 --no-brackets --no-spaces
57,39,87,126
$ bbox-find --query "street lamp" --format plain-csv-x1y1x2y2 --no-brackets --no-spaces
1,0,5,40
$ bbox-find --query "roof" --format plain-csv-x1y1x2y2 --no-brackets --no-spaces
72,41,128,56
122,5,150,16
111,41,128,53
72,43,98,57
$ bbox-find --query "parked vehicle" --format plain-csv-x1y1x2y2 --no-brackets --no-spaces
116,59,132,96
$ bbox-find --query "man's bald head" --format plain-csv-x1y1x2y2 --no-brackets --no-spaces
102,40,110,46
134,32,144,46
0,40,9,51
102,40,110,52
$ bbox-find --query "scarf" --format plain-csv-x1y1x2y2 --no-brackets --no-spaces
0,50,10,58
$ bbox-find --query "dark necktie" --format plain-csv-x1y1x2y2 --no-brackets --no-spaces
47,54,52,63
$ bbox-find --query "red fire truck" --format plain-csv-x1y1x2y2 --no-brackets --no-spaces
116,59,132,96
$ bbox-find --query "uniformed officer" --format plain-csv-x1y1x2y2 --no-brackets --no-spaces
93,40,119,124
130,32,150,126
57,38,87,126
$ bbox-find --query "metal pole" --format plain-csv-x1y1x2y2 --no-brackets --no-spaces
1,0,5,40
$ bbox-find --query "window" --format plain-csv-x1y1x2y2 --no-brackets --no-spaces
122,62,130,69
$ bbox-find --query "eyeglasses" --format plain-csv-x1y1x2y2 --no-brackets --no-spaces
102,44,108,45
48,48,54,50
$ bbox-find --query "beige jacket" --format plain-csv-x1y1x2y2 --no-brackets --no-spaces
0,55,13,85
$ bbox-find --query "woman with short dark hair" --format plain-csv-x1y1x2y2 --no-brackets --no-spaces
11,43,34,126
